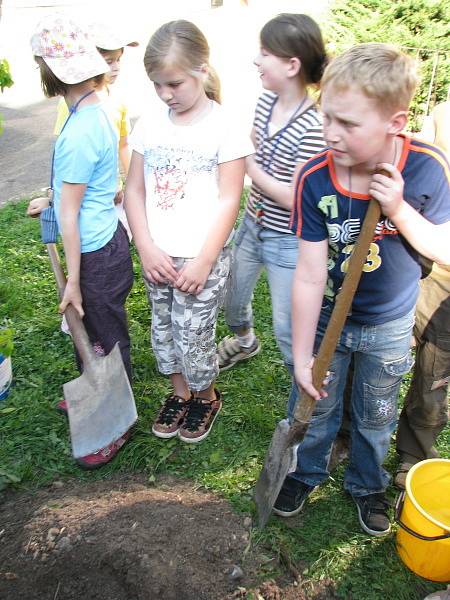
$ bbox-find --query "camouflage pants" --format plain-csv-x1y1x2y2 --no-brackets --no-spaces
145,248,231,391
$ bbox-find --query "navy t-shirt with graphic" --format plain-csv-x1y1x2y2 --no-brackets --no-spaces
290,135,450,325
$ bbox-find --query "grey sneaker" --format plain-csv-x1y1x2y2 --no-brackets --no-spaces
423,586,450,600
394,461,415,489
217,335,261,372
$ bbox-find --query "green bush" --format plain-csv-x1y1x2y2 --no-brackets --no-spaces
324,0,450,131
0,325,14,357
0,58,13,91
0,57,13,135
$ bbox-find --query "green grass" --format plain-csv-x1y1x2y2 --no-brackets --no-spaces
0,198,448,599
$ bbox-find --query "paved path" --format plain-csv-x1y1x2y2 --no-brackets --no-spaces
0,100,57,205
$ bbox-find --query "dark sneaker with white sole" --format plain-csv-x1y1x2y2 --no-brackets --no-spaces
353,493,391,536
273,477,315,517
152,394,191,439
178,389,222,443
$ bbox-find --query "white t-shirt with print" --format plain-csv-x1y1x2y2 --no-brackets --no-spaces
130,101,254,257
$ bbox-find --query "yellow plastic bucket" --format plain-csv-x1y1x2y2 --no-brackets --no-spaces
396,459,450,582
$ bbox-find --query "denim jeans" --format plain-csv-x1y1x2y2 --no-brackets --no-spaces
225,214,299,405
288,307,415,497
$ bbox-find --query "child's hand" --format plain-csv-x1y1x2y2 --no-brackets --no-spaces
295,357,329,402
140,243,178,285
59,280,84,318
27,196,50,217
175,257,212,295
369,163,404,219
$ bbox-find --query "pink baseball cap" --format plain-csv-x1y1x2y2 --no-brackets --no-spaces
31,15,110,84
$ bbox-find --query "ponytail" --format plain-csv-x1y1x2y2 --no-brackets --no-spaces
205,65,221,104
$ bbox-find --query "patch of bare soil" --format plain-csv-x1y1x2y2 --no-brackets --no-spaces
0,474,338,600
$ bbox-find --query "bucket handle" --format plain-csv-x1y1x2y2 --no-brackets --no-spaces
395,492,450,542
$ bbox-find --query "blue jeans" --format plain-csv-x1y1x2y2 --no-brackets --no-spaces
225,214,298,404
288,307,415,496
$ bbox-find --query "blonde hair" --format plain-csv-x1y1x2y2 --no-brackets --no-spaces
144,20,221,103
322,43,419,115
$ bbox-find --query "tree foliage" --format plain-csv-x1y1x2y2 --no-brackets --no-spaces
0,58,13,92
324,0,450,130
0,58,13,135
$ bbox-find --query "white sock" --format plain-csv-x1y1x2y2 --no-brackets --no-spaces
236,328,256,349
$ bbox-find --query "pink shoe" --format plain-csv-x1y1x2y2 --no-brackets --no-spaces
92,342,105,357
76,431,131,470
56,398,68,415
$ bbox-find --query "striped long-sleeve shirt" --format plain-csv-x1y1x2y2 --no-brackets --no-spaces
245,91,326,233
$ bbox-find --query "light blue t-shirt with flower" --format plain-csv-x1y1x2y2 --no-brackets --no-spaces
52,103,118,253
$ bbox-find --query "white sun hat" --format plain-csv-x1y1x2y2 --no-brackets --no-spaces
30,15,110,85
89,22,139,51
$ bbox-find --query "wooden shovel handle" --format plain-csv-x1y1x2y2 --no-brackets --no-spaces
294,199,381,423
46,243,96,364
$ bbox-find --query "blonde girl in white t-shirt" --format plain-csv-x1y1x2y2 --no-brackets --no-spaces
125,20,253,443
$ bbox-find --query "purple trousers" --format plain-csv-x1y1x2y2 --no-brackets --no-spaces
77,221,134,382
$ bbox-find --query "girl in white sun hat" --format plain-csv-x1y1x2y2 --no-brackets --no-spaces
31,15,134,469
28,21,139,240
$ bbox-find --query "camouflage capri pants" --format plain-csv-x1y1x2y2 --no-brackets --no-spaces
144,248,231,391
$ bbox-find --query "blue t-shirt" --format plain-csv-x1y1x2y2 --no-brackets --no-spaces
291,135,450,325
53,103,118,253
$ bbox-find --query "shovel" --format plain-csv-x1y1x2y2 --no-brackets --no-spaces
47,243,138,459
254,196,383,528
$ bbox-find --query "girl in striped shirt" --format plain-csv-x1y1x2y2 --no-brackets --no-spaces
218,13,327,399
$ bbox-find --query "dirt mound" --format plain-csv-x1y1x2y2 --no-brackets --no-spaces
230,579,338,600
0,474,337,600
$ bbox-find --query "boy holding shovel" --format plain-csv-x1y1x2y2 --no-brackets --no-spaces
276,43,450,536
